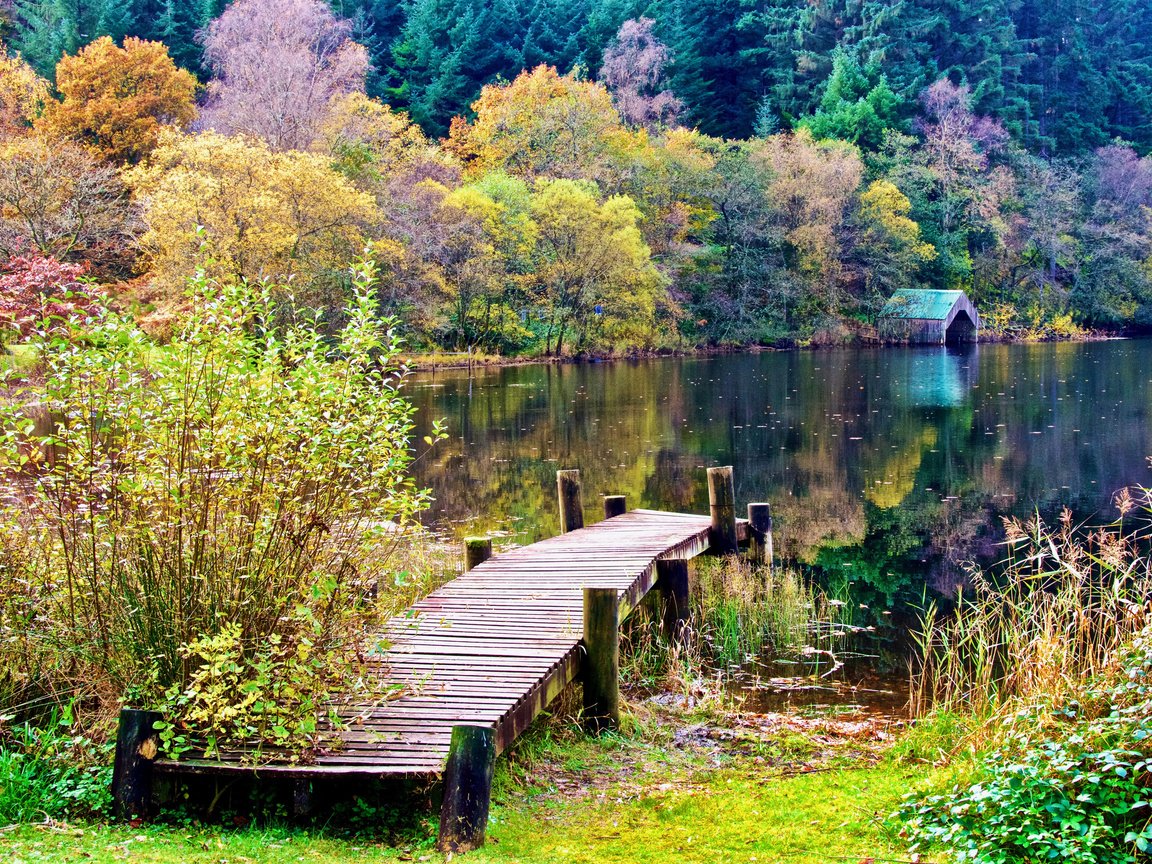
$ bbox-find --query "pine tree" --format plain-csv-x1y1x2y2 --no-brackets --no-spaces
158,0,207,73
387,0,482,135
11,0,83,74
663,0,764,138
96,0,135,42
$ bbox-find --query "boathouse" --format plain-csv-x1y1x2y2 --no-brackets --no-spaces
878,289,980,344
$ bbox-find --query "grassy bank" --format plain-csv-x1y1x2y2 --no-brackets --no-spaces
0,767,922,864
0,707,929,864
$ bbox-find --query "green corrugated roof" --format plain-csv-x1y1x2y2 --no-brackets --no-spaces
879,289,966,320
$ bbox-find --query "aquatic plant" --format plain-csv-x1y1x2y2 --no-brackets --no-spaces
908,493,1152,724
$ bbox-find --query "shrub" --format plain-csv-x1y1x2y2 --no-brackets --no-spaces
0,257,443,755
899,626,1152,864
0,253,98,347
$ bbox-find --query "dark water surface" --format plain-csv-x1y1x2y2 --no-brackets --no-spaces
407,340,1152,615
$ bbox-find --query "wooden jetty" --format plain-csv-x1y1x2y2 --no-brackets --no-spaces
112,467,773,852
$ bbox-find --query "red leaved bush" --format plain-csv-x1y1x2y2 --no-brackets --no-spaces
0,253,101,344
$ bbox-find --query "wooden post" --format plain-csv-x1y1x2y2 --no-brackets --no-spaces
437,724,497,853
656,559,691,644
464,536,492,571
603,495,627,520
557,469,584,534
111,708,163,821
292,779,313,819
747,503,773,567
707,466,738,554
582,586,619,733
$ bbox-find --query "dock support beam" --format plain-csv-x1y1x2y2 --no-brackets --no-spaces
438,724,497,853
603,494,627,520
464,536,493,571
656,559,691,643
582,586,620,733
111,708,163,820
707,466,738,554
557,469,584,534
747,503,773,567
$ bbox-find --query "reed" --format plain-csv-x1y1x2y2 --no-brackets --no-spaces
908,494,1152,725
619,556,860,696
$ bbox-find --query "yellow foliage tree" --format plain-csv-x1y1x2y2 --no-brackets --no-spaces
529,178,667,354
0,43,47,134
320,92,438,181
127,131,378,294
859,180,936,261
37,37,198,165
440,173,537,350
447,65,641,184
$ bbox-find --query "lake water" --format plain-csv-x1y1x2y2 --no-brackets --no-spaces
406,340,1152,616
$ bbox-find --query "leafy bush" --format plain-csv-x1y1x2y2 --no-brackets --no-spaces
0,257,442,754
0,253,99,347
0,707,113,821
899,615,1152,863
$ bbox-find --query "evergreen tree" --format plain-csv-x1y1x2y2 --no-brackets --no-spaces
97,0,135,42
387,0,482,135
799,50,903,150
158,0,207,74
11,0,85,74
663,0,764,138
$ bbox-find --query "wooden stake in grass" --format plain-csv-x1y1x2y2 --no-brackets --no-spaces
707,466,738,554
557,469,584,533
747,502,773,568
583,586,620,733
111,708,163,821
656,558,691,644
438,724,497,853
464,536,493,571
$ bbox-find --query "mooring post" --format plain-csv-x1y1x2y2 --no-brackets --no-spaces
603,494,627,520
747,503,773,568
656,559,691,644
111,707,163,821
582,586,620,733
706,466,738,554
437,724,497,853
292,779,313,819
557,469,584,533
463,536,493,571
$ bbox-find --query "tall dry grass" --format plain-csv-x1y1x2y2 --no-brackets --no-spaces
909,490,1152,723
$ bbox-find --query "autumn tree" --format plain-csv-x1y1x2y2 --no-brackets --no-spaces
199,0,369,151
599,18,683,132
0,40,45,133
0,135,131,263
750,130,864,321
849,179,936,299
321,92,438,182
1072,145,1152,326
439,172,537,352
447,65,639,185
875,80,1013,297
37,36,197,164
529,178,666,354
127,131,378,295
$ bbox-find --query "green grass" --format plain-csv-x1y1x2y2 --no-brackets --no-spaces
0,344,40,374
0,764,924,863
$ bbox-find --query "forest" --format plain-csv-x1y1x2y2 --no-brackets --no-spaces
0,0,1151,353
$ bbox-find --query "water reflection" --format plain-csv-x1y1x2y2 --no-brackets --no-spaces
407,340,1152,610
